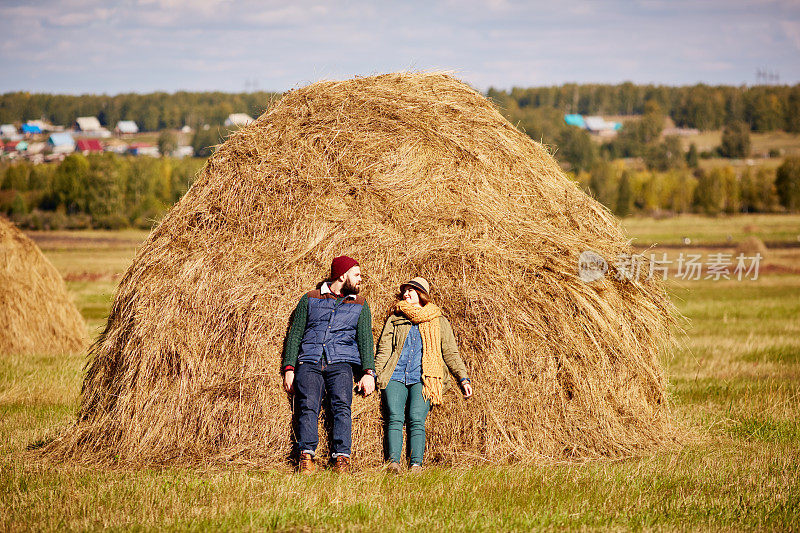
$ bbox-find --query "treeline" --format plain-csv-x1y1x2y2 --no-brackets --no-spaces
490,97,759,174
572,157,800,217
488,83,800,132
3,83,799,133
0,91,279,131
2,154,799,229
0,153,205,229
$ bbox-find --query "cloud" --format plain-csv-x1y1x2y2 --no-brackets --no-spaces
0,0,799,93
780,20,800,50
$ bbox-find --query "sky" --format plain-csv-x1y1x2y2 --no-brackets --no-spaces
1,0,799,95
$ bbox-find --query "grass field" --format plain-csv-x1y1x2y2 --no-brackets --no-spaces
2,217,800,531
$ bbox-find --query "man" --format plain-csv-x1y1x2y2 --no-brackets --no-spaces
282,255,376,474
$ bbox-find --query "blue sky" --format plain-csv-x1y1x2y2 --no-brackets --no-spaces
1,0,799,94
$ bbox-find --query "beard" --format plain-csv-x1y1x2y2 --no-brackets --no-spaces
342,278,360,295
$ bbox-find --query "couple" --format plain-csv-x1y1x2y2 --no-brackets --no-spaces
281,255,473,474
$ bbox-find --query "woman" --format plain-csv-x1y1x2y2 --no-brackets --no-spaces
374,277,473,472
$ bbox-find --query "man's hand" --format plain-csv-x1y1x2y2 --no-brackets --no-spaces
283,370,295,395
356,374,375,396
461,381,473,398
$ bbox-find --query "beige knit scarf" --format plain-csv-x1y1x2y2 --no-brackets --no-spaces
394,300,444,405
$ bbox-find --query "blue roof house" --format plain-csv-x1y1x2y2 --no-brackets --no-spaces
564,114,586,128
22,123,43,134
48,132,76,154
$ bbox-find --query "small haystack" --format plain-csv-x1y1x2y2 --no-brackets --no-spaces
45,73,676,467
0,217,86,356
736,235,768,259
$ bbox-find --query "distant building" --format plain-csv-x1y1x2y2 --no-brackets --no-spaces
224,113,254,128
180,125,193,134
564,114,586,128
583,116,622,135
115,120,139,135
662,127,700,137
4,140,23,152
26,142,46,155
565,114,621,136
172,145,194,158
21,123,43,135
76,139,104,154
26,119,53,131
75,116,102,132
48,132,76,154
128,142,159,157
1,124,17,138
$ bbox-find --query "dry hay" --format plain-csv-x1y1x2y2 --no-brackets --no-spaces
43,72,677,467
0,216,87,356
736,235,768,258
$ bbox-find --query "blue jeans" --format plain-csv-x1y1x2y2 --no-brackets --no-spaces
294,359,354,457
383,380,430,465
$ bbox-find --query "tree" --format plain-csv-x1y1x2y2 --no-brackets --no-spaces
693,168,726,215
588,160,618,209
53,154,90,213
741,167,778,212
644,135,685,171
686,143,699,168
191,126,221,157
775,157,800,211
556,127,597,172
719,121,751,159
83,153,127,219
157,130,178,157
667,171,697,213
614,171,633,216
1,163,31,190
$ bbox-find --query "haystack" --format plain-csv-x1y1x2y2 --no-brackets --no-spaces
44,73,676,467
736,235,768,259
0,216,86,355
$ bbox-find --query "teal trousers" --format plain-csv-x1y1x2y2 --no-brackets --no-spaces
383,380,431,465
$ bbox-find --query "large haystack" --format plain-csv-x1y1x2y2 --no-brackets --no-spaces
45,73,676,467
0,217,86,355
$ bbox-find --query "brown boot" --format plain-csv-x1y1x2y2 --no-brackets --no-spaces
332,455,351,474
387,462,402,474
298,452,316,475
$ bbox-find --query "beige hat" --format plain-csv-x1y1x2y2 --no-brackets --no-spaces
400,277,430,295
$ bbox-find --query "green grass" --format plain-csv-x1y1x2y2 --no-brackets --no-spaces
621,213,800,246
2,223,799,531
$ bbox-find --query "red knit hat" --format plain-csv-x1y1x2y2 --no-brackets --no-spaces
330,255,359,280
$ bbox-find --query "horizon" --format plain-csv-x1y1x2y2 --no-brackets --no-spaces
3,77,799,98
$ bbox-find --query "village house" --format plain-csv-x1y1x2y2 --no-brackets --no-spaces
74,116,111,138
115,120,139,135
1,124,19,139
128,142,159,157
76,139,104,154
48,132,76,154
224,113,254,127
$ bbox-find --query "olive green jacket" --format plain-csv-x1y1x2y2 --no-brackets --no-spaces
375,313,469,391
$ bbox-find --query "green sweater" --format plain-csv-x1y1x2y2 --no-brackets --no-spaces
282,293,375,372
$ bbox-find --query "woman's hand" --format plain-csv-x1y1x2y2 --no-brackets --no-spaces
283,370,295,395
461,380,473,398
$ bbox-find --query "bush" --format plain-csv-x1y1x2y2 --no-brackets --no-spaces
775,156,800,211
719,121,751,158
93,214,130,230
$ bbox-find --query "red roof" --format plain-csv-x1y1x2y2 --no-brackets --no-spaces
76,139,103,152
4,141,20,150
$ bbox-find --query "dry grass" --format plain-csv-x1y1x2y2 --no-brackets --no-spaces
42,72,678,468
0,217,87,357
